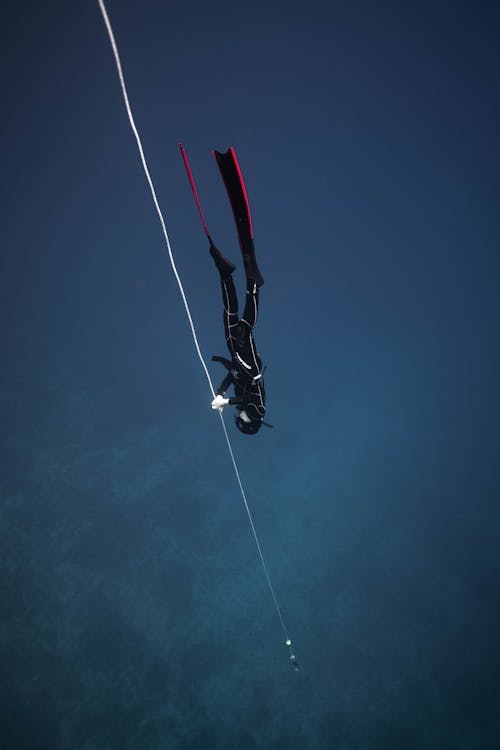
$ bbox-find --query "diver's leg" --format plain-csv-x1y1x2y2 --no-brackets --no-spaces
220,275,240,356
237,278,262,377
241,278,259,330
208,238,240,354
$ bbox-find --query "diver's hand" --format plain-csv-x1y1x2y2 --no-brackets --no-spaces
211,395,229,411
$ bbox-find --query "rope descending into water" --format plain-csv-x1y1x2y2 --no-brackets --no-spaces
97,0,294,659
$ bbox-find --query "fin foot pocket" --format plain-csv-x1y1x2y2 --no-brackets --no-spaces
243,252,264,287
209,241,236,278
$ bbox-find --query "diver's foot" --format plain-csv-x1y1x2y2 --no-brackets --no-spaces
209,241,236,279
243,252,264,287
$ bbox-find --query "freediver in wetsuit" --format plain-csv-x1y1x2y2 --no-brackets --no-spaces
180,145,269,435
209,238,267,435
205,147,271,435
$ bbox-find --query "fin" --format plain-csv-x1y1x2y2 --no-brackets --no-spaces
213,147,264,287
242,251,264,287
179,143,211,238
209,239,236,279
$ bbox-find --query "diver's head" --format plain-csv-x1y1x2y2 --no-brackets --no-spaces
235,409,261,435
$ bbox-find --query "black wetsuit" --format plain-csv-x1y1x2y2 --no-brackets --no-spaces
212,273,266,423
207,148,266,431
181,143,266,430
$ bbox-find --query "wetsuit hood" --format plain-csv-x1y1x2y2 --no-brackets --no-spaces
235,414,261,435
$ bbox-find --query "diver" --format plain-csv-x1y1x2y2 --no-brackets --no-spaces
209,236,267,435
180,144,269,435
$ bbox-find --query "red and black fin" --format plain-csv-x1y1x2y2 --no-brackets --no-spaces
179,143,211,239
213,148,264,287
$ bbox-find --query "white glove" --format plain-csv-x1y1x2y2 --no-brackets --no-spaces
211,394,229,411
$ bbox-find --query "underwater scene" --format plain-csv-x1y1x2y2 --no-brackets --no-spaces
2,1,499,748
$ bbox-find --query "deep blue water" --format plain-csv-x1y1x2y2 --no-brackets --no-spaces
2,1,500,748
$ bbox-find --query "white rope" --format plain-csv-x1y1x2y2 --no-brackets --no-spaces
97,0,213,396
97,0,292,651
218,415,289,640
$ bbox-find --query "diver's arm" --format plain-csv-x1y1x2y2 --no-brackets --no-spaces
212,355,234,371
228,395,244,406
217,372,233,396
212,394,229,411
211,393,243,412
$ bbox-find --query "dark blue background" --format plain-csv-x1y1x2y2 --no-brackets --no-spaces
1,1,499,748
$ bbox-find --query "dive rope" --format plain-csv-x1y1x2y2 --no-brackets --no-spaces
97,0,295,664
